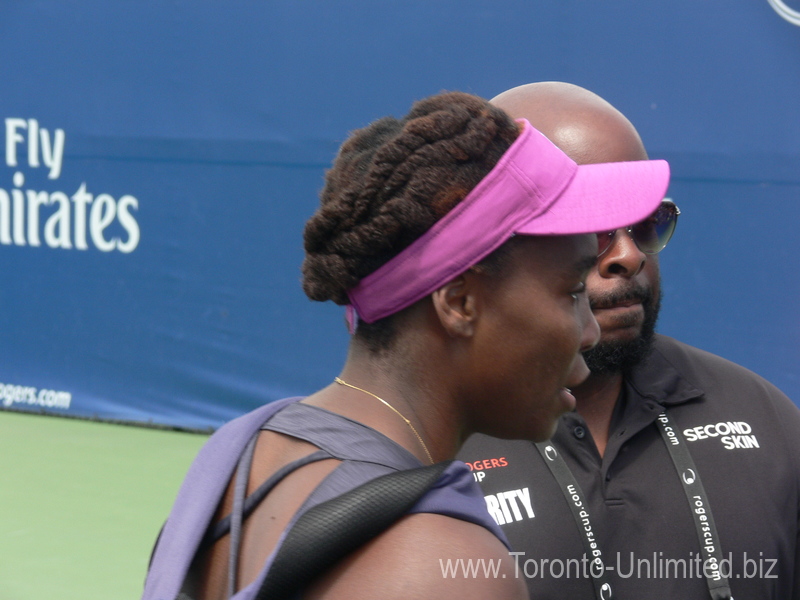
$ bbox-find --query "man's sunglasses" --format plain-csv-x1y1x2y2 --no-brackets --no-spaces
597,200,680,257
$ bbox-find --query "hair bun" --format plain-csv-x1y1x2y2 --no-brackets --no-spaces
301,91,518,306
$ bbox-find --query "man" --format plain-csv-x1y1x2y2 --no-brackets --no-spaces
459,82,800,599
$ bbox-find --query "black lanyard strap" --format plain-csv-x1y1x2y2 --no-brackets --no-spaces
535,442,614,600
655,411,733,600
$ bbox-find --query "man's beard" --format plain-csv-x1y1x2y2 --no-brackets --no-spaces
582,283,661,375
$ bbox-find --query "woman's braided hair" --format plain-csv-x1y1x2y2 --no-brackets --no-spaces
302,91,520,347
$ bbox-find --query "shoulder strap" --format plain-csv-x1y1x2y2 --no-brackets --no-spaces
255,460,453,600
143,398,304,600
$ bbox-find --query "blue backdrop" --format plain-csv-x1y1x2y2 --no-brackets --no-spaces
1,1,797,430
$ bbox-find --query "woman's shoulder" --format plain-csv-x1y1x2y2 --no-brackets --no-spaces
305,512,527,600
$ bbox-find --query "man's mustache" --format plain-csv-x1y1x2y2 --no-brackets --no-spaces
590,284,653,311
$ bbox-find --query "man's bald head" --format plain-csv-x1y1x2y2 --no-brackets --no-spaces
492,82,648,165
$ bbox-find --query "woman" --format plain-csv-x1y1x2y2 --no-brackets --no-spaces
143,91,669,599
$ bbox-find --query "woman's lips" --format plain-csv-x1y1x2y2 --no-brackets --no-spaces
559,387,577,411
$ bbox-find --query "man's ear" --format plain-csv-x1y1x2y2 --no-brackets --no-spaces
430,273,480,337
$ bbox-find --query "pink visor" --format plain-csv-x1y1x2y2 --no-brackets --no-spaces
347,119,670,326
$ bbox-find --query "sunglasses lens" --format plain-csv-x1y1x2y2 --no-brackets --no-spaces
631,203,679,254
596,202,679,257
596,230,615,256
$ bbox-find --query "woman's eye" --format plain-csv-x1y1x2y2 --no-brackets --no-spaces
570,282,586,301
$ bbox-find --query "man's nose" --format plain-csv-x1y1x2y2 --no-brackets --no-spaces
597,229,647,278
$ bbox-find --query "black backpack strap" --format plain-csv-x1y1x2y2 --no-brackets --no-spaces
255,460,453,600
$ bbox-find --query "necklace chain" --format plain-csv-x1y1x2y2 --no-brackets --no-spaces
333,377,433,465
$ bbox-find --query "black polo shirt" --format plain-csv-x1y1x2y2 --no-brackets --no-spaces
459,334,800,599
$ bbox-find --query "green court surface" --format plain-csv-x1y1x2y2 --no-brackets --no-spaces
0,410,209,600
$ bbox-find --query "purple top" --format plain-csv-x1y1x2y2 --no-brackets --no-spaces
142,397,508,600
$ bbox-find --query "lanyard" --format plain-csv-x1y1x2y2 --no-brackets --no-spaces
535,441,614,599
655,411,733,600
536,410,733,600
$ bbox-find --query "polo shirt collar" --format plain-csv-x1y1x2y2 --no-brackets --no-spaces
626,335,704,407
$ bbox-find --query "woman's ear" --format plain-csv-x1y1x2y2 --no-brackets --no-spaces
430,273,480,337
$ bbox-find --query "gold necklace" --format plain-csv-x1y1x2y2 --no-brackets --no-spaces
334,376,433,465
